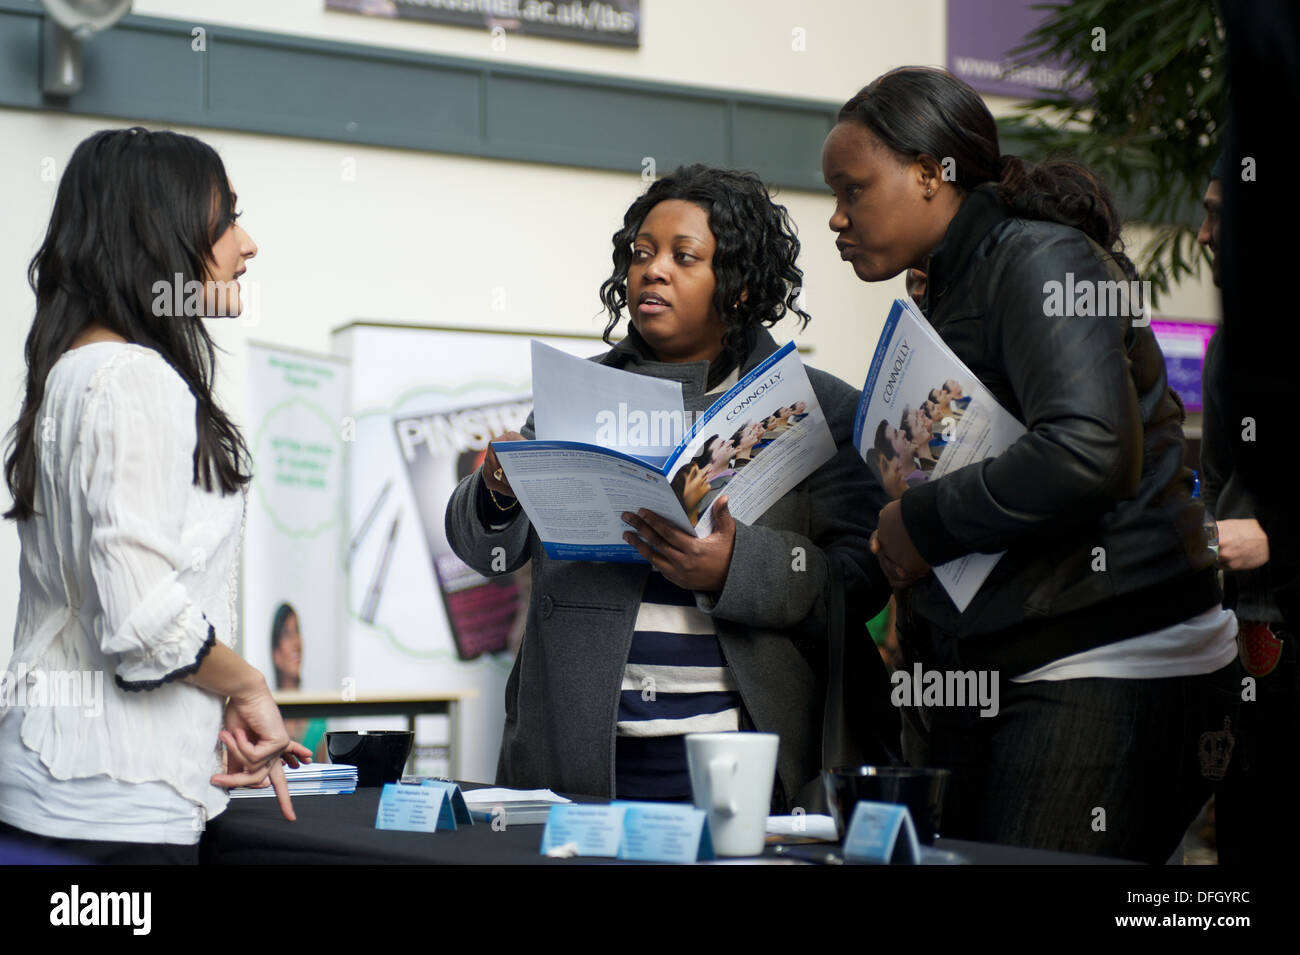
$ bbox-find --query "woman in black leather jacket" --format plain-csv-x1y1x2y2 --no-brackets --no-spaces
822,67,1239,863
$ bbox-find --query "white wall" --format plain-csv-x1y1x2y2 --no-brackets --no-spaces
131,0,949,103
0,1,1219,681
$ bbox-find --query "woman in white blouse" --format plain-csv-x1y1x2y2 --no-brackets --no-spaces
0,128,308,863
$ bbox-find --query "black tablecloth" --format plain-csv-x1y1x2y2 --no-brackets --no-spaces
200,784,1134,865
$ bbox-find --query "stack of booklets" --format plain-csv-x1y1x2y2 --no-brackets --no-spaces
459,786,572,826
229,762,358,798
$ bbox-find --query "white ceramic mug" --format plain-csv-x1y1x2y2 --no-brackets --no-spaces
685,732,779,857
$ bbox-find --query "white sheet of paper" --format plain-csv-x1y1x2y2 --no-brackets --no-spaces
461,787,573,807
765,814,839,841
530,340,685,464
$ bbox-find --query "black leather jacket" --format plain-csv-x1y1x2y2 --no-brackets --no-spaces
897,185,1220,674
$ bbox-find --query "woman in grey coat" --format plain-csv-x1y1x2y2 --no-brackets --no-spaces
445,165,891,810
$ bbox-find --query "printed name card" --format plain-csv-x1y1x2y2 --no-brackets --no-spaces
842,801,921,865
539,805,626,857
374,783,447,833
538,802,714,862
420,780,474,829
615,802,714,863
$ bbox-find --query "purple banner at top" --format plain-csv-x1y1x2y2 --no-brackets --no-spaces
947,0,1080,99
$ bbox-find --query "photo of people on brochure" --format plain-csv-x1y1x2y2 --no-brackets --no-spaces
864,380,967,500
668,397,822,526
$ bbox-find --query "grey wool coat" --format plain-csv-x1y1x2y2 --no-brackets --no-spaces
444,327,890,810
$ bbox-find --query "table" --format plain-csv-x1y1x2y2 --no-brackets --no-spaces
272,690,477,778
200,784,1136,865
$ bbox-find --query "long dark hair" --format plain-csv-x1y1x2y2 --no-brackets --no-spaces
598,164,810,368
837,67,1138,280
4,127,251,521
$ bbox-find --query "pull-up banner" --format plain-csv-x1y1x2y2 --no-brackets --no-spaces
330,322,602,783
243,343,350,695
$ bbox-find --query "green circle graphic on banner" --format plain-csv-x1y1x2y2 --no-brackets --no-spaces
252,396,344,538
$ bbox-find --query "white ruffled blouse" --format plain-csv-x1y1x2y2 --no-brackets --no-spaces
1,342,245,829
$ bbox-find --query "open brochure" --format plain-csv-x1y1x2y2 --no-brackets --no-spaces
493,340,836,561
853,297,1027,612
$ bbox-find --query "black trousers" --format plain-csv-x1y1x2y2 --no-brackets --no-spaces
898,612,1242,864
0,819,199,865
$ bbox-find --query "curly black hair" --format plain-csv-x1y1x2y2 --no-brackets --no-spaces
598,164,810,367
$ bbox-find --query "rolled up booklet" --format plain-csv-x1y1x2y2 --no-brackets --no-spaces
853,297,1027,611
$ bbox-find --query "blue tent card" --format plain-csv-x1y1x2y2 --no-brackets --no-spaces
539,805,626,857
420,780,474,829
538,803,715,862
374,783,449,834
842,801,921,865
614,802,714,863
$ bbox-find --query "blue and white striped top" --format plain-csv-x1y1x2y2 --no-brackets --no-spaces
614,367,742,800
615,568,741,799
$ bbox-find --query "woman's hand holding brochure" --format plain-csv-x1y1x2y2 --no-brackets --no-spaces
622,495,737,591
871,499,931,588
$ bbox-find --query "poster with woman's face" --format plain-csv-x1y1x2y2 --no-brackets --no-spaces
271,604,303,690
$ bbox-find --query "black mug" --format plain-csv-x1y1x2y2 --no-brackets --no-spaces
822,765,951,845
325,730,414,787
